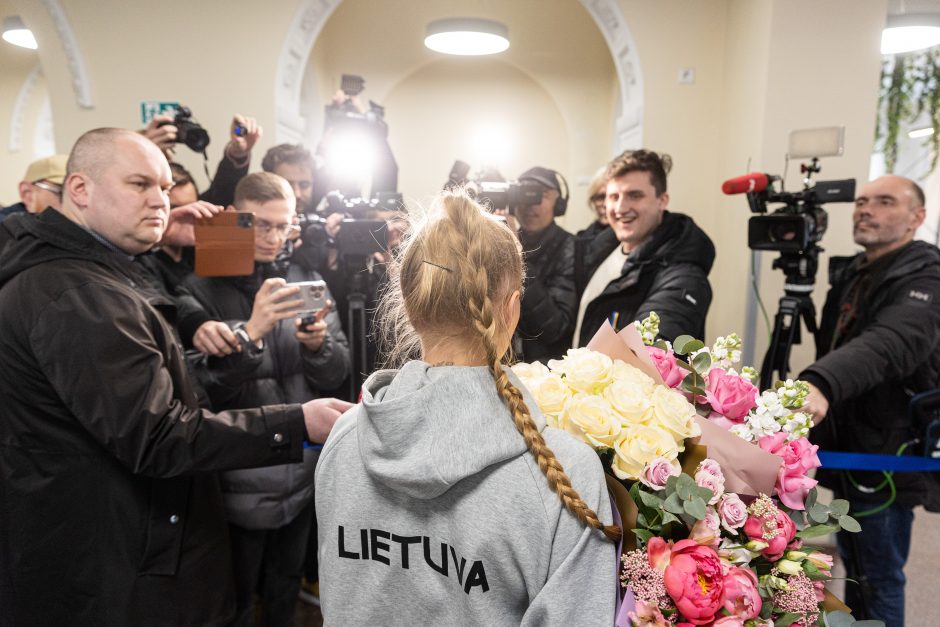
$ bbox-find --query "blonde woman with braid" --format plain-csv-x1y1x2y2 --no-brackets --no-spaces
315,190,618,625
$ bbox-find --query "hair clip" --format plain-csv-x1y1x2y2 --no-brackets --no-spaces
422,259,453,273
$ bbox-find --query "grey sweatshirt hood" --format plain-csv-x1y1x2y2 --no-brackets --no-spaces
357,361,545,500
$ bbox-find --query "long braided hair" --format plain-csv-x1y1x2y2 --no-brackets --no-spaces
378,190,621,541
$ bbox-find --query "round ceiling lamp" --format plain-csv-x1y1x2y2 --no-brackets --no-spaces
881,13,940,54
2,16,37,50
424,18,509,56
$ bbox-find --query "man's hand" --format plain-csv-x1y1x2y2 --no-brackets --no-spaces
160,201,224,247
803,382,830,426
493,208,520,232
226,114,262,163
193,320,241,357
302,397,354,444
140,114,177,159
295,301,333,352
244,279,304,342
324,212,344,238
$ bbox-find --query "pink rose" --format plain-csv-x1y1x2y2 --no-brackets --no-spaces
689,507,721,547
640,457,680,491
647,346,685,388
704,368,758,423
694,459,725,504
721,566,762,619
743,510,796,561
758,434,822,510
662,540,725,625
717,493,747,533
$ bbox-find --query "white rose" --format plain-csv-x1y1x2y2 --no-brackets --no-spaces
611,425,680,481
603,379,652,427
557,393,621,449
610,360,656,393
649,385,701,445
547,348,612,394
511,361,550,381
526,373,572,419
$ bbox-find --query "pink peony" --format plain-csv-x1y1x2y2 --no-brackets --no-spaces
703,368,759,423
661,540,725,625
721,567,762,619
694,459,725,504
647,346,685,388
640,457,680,491
758,434,822,510
717,493,748,533
743,509,796,561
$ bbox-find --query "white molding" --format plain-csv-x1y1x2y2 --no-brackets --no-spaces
8,64,43,153
275,0,343,143
579,0,645,151
40,0,93,109
33,96,56,158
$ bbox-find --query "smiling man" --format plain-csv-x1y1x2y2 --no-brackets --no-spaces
799,174,940,624
574,149,715,345
0,129,351,627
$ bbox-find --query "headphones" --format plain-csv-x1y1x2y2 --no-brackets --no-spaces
551,171,570,217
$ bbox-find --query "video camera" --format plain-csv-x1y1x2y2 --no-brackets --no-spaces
444,161,544,213
297,191,405,258
158,105,210,153
725,167,855,254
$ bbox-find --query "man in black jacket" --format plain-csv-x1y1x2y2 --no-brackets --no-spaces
512,166,577,363
574,149,714,345
800,175,940,624
0,128,350,627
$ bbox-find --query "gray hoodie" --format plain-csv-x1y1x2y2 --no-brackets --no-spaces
316,362,616,626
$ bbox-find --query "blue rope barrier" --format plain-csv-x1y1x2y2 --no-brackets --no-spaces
818,451,940,472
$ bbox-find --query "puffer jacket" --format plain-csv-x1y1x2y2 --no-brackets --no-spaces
801,241,940,510
516,222,577,363
186,264,350,529
577,211,715,344
0,209,307,627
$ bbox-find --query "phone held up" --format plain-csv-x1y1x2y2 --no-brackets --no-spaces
285,280,328,328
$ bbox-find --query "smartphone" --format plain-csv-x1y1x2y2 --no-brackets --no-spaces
194,212,254,277
285,280,328,314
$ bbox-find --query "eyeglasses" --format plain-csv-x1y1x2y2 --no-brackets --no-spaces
33,180,62,196
255,220,301,238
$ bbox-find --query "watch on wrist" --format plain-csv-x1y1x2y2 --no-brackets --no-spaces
234,326,264,353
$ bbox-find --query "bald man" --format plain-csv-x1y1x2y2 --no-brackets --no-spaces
799,175,940,623
0,128,350,627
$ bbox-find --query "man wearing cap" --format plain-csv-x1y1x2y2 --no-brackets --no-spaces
0,155,68,222
513,166,577,363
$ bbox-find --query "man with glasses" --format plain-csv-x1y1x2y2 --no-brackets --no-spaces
509,166,577,363
184,171,349,627
0,155,68,222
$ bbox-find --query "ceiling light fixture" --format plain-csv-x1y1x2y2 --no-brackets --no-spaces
2,16,37,50
424,18,509,56
881,13,940,54
908,126,935,138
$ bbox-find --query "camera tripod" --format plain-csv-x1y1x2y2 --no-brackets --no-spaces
343,254,378,401
758,245,873,619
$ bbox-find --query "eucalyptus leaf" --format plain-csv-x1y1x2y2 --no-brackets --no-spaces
684,497,707,520
653,340,670,351
829,499,850,517
692,351,712,374
677,360,694,372
796,523,839,539
805,487,818,510
809,504,829,524
821,611,855,627
638,489,663,509
636,513,648,528
665,475,680,492
774,611,803,626
692,486,715,502
632,528,654,544
661,511,680,526
684,339,706,354
839,515,862,533
673,335,695,354
664,493,685,515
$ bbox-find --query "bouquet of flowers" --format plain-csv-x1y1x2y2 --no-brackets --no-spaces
512,315,871,627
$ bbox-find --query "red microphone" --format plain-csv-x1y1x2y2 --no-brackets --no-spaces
721,172,771,195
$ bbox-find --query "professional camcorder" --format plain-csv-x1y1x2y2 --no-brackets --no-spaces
443,161,544,213
325,74,389,140
158,105,210,153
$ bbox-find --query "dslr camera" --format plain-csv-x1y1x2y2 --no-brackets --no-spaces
159,105,210,153
325,74,388,139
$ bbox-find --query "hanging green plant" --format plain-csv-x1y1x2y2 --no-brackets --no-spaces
875,47,940,174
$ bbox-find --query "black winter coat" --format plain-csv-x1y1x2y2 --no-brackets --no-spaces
801,241,940,509
185,265,350,529
577,211,715,345
0,209,307,627
517,222,577,363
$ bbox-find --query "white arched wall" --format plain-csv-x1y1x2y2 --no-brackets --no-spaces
274,0,644,152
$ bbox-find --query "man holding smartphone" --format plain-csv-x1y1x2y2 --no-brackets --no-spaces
184,171,350,627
